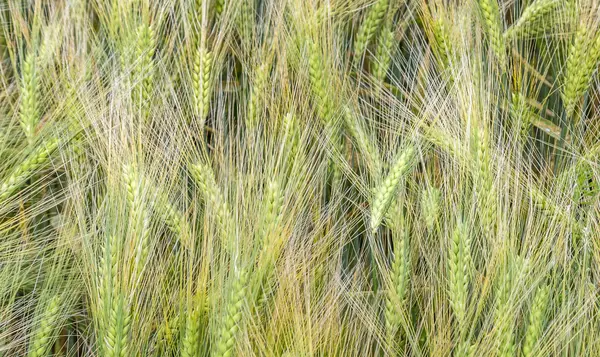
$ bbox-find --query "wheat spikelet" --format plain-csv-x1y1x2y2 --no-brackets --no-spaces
354,0,389,66
494,256,521,357
19,51,40,145
181,304,202,357
475,124,497,238
237,0,255,48
282,112,300,166
308,39,334,127
521,283,550,357
258,179,284,247
433,21,453,71
27,295,61,357
370,145,416,233
510,91,534,142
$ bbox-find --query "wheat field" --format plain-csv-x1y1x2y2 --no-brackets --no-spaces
0,0,599,356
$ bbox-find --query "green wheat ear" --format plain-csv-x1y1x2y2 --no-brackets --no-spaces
353,0,389,66
421,185,441,231
214,269,248,357
384,223,410,347
562,25,600,121
521,283,550,357
0,137,59,202
133,23,155,121
371,14,395,82
504,0,561,39
247,60,271,129
27,295,61,357
193,45,213,129
371,145,416,234
477,0,506,68
19,51,40,145
448,221,472,333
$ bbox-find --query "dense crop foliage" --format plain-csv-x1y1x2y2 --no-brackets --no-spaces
1,0,600,356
